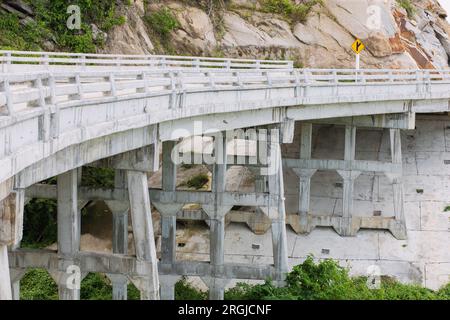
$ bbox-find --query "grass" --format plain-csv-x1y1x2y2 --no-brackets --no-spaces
261,0,322,23
144,8,180,38
396,0,416,18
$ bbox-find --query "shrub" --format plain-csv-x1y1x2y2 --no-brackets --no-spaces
20,269,58,300
397,0,416,18
144,8,180,38
175,277,207,300
185,173,209,189
22,199,58,248
262,0,322,23
81,167,115,189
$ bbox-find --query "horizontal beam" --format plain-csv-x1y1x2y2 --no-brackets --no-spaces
284,158,402,173
25,185,278,207
8,249,153,276
9,249,276,280
310,113,415,129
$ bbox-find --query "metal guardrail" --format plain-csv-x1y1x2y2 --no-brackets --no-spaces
1,67,449,116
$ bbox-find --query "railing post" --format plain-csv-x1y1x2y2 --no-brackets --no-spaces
137,72,148,93
226,59,231,70
294,69,301,98
168,71,176,109
256,60,261,70
233,71,243,87
0,77,13,115
68,74,83,100
207,72,215,89
42,54,49,67
194,58,200,70
108,73,117,97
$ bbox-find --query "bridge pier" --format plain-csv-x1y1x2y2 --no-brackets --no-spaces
53,169,81,300
127,170,160,300
0,189,25,300
105,170,129,300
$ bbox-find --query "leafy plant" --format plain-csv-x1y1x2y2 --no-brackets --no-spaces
184,173,209,189
396,0,416,18
144,8,180,38
262,0,322,23
175,277,207,300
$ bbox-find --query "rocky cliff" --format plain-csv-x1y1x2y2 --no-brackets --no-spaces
100,0,450,69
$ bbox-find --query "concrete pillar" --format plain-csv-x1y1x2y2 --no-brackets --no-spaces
106,170,129,300
10,269,25,300
0,245,12,300
159,275,180,300
267,136,289,284
56,169,80,300
161,141,177,265
0,190,24,300
336,125,360,236
387,129,407,239
127,170,159,300
203,133,230,300
297,123,314,232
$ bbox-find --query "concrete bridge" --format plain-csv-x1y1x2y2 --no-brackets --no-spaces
0,50,449,300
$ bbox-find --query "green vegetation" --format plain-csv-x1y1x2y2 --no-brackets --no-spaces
184,173,209,189
81,166,115,189
0,0,126,52
396,0,416,18
262,0,322,23
144,8,180,38
20,256,450,300
444,205,450,212
22,199,58,249
20,270,140,300
175,277,207,300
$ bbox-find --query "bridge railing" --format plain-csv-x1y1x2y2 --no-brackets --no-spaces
1,68,450,116
0,50,294,72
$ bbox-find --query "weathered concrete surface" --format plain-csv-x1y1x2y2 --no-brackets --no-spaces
172,116,450,290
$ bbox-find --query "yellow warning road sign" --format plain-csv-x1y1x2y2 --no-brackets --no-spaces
351,39,365,54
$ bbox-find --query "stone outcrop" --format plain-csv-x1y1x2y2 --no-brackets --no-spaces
99,0,450,69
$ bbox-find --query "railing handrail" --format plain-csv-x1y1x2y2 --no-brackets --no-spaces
0,50,294,70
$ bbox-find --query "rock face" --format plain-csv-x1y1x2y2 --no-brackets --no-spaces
102,0,450,69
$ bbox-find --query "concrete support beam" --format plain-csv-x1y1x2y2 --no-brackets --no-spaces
159,275,180,300
55,169,80,300
9,269,26,300
266,136,289,284
105,170,129,300
0,245,12,299
127,170,159,300
202,133,231,300
385,128,407,239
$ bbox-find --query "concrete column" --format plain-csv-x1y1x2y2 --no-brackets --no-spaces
267,132,289,284
56,169,80,300
105,170,129,300
159,141,178,300
298,123,314,232
0,190,24,300
10,269,26,300
387,129,407,239
204,133,229,300
0,245,12,300
127,170,159,300
161,141,177,265
160,275,180,300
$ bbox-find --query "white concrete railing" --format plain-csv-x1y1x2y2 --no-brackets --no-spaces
0,50,294,72
1,67,449,116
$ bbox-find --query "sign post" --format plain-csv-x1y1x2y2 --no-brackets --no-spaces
351,39,365,82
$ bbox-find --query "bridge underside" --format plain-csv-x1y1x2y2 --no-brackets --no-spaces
3,109,447,300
